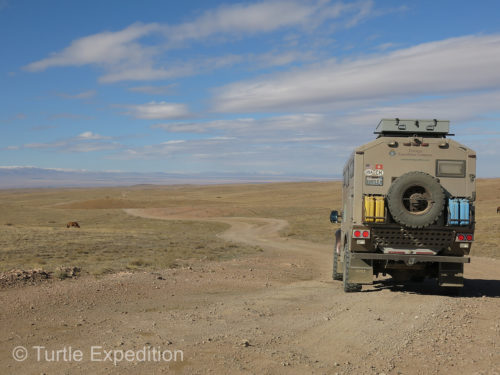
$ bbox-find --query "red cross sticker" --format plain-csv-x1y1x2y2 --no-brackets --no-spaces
375,164,383,169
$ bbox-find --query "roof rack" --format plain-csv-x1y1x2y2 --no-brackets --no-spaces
375,118,450,137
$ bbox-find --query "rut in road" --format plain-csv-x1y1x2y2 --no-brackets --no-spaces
124,209,333,279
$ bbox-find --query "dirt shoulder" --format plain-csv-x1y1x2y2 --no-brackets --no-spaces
1,209,498,374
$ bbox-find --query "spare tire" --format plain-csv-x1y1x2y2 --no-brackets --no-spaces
387,171,445,228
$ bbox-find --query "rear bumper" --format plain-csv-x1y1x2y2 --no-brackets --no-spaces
351,253,470,264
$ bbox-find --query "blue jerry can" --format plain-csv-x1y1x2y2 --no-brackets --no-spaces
448,198,459,225
459,199,470,225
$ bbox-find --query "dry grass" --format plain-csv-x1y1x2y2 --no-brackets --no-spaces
0,179,498,275
0,190,259,275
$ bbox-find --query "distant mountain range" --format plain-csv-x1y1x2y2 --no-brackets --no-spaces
0,167,337,189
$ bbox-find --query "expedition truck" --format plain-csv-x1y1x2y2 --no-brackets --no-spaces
330,119,476,292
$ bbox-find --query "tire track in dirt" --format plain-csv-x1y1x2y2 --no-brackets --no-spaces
124,209,333,279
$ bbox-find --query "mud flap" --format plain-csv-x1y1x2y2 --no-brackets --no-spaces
348,257,373,284
438,262,464,287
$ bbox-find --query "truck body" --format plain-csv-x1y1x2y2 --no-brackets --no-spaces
331,119,476,292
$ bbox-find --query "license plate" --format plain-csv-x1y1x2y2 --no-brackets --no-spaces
365,176,383,186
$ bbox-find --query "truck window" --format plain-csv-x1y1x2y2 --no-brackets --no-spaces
436,160,466,178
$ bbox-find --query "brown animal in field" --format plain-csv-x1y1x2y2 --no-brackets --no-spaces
66,221,80,228
497,206,500,214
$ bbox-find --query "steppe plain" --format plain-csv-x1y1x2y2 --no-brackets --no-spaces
0,179,499,374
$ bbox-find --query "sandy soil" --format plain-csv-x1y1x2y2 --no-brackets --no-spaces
1,208,499,374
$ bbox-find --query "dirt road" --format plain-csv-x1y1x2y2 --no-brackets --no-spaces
1,209,499,374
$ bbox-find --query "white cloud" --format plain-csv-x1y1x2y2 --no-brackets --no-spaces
99,64,194,83
208,136,236,141
108,132,346,177
164,0,373,47
120,112,343,169
62,142,121,153
152,113,325,133
340,90,500,127
77,131,109,140
24,141,68,150
373,42,399,51
24,1,374,83
48,113,93,121
251,50,316,68
99,54,248,83
24,23,160,72
58,90,97,99
142,88,500,176
126,101,190,120
212,34,500,112
111,136,243,160
161,140,185,145
344,0,373,27
284,136,338,142
16,132,120,153
165,1,319,43
127,84,177,95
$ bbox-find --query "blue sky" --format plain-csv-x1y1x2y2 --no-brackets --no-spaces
1,0,500,178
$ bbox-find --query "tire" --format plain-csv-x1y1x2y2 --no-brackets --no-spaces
333,250,342,281
343,243,362,292
332,230,342,281
387,171,445,228
410,275,425,283
443,286,464,297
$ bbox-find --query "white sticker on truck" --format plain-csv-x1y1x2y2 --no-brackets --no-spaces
364,169,384,176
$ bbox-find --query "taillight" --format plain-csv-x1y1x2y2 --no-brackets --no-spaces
456,233,473,242
353,230,370,239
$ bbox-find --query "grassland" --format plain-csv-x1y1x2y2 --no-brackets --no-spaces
0,179,498,275
0,187,261,275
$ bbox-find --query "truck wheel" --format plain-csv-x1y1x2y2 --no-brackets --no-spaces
387,171,445,228
410,275,425,283
343,244,362,292
443,286,464,296
332,230,342,281
333,250,342,281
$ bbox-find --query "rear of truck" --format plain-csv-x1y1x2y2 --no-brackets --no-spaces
333,119,476,292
